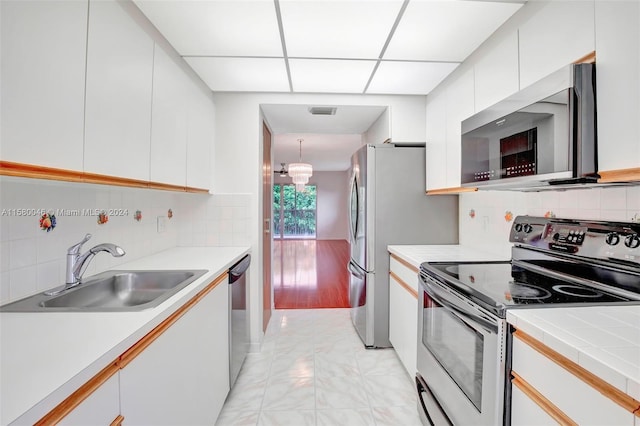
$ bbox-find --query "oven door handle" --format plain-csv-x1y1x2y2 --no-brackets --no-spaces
420,274,499,334
416,373,452,426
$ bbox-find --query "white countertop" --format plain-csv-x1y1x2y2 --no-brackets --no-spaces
387,244,508,268
507,306,640,400
0,246,249,425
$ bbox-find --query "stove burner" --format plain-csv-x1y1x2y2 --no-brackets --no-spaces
552,284,603,298
509,284,552,300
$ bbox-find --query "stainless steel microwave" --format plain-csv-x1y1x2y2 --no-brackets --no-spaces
461,63,596,190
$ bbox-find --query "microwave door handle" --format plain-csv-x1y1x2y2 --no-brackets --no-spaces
416,374,452,426
420,276,498,334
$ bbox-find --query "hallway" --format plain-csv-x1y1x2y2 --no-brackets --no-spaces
273,240,350,309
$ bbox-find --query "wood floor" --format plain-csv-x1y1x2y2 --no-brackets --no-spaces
273,239,350,309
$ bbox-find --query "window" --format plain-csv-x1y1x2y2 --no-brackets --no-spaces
273,184,317,239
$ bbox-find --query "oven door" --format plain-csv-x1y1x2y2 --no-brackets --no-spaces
416,272,506,425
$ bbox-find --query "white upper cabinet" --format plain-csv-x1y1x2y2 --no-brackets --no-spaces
0,0,87,171
186,84,214,190
445,68,475,188
595,0,640,172
474,33,519,112
425,92,448,191
149,44,189,186
84,0,154,181
519,1,595,89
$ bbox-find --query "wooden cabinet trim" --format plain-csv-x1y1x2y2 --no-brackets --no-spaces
598,168,640,183
390,271,418,300
574,50,596,64
34,361,119,426
110,415,125,426
118,272,228,369
36,272,228,424
426,186,478,195
0,161,210,193
511,371,578,426
390,253,419,274
514,330,640,415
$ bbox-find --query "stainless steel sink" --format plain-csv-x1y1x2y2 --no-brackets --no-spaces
0,269,207,312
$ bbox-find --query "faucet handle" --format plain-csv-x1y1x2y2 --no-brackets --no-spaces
68,233,92,255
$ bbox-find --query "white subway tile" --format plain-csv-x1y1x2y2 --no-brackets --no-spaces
37,260,60,291
0,241,9,272
577,187,601,210
9,265,37,301
600,187,627,210
0,271,10,305
626,186,640,210
9,238,37,270
600,210,628,222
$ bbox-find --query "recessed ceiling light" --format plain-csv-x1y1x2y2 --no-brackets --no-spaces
308,107,337,116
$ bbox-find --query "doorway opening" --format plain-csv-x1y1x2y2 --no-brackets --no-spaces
273,184,317,239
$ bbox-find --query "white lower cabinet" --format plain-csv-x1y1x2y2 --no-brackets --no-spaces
510,384,556,426
511,331,636,426
388,254,419,377
120,278,229,425
58,374,120,426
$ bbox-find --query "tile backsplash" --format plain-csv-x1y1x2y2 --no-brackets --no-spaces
0,177,251,305
459,185,640,258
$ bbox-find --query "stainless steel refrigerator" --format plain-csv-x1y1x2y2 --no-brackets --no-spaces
347,144,458,348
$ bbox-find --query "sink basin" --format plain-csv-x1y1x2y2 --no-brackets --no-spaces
0,269,207,312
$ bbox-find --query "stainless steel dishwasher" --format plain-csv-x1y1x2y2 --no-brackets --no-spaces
228,254,250,387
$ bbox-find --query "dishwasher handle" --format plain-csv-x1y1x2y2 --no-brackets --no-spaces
229,255,251,283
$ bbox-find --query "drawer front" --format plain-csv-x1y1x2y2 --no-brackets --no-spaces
389,254,419,293
510,383,557,426
512,335,634,425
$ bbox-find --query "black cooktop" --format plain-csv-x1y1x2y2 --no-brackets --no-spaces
423,261,632,309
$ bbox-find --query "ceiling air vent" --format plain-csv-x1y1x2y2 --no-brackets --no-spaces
308,106,337,116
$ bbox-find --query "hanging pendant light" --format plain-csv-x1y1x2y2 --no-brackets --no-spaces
288,138,312,191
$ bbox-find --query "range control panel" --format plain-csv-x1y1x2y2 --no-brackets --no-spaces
509,216,640,265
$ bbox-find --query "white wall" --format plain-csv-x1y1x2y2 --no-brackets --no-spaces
274,171,349,241
0,177,250,305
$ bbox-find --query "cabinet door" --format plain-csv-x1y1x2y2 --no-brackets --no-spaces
120,280,229,425
519,1,595,88
474,32,519,112
425,92,448,191
1,0,87,171
389,273,418,377
445,68,474,188
595,0,640,171
58,374,120,426
149,44,188,186
83,0,154,181
186,84,214,190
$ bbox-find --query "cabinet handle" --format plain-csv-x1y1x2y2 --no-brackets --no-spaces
110,415,124,426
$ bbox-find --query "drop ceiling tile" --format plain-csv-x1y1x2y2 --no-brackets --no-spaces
280,0,404,59
184,57,290,92
289,59,376,94
384,1,524,62
134,0,282,56
366,61,459,95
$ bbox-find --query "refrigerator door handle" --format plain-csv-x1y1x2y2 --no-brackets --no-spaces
347,260,366,279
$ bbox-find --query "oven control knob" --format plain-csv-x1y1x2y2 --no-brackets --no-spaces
624,234,640,249
514,223,523,232
523,224,533,233
605,232,620,246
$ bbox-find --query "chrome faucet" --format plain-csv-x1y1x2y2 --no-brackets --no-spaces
44,234,125,296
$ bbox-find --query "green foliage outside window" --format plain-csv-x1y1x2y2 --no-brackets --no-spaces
273,184,316,238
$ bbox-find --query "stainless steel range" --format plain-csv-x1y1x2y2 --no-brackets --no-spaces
416,216,640,425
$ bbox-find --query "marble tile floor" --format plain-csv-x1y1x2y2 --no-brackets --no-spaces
216,308,423,426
